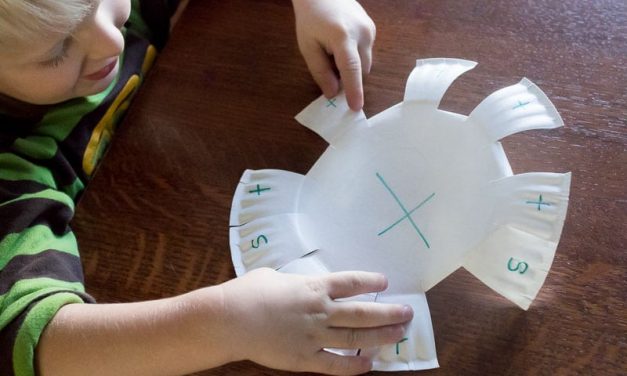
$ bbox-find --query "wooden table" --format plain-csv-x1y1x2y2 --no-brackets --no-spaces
73,0,627,374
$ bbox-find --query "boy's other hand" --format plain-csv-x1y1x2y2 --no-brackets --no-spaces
221,268,413,375
292,0,376,111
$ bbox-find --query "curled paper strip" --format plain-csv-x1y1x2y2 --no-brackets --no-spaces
229,58,571,371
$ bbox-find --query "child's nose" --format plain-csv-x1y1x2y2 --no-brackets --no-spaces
81,11,125,61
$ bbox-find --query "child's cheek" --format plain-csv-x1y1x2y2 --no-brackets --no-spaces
42,61,86,102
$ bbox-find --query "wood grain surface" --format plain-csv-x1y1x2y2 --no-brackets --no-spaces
73,0,627,375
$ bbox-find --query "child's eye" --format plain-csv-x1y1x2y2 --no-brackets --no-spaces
40,38,72,69
41,53,68,69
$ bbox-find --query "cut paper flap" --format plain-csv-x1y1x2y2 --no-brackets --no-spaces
487,172,571,243
404,58,477,107
229,169,304,226
295,92,367,145
229,214,314,275
368,293,438,371
469,78,564,142
463,225,558,310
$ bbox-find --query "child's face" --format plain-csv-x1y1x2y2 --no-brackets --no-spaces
0,0,131,105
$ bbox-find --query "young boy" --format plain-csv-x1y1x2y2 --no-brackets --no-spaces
0,1,413,375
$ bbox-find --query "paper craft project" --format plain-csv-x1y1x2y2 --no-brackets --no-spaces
229,58,571,371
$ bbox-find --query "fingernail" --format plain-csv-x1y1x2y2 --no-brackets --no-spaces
402,305,414,320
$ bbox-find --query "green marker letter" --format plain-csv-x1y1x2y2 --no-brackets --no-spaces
251,235,268,249
507,257,529,274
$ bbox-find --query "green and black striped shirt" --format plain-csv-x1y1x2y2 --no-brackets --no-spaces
0,1,179,375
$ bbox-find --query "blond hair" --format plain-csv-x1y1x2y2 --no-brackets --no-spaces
0,0,98,48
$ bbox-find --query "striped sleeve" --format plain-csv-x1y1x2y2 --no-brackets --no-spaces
0,136,94,376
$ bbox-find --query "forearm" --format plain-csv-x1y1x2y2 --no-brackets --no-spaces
37,268,413,376
37,286,235,376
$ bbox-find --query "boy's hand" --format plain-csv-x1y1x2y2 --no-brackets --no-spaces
221,268,412,375
37,268,410,376
292,0,376,111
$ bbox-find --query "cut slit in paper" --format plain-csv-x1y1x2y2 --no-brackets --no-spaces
229,58,571,371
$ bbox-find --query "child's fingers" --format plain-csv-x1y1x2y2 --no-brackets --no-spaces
357,19,375,75
323,271,388,299
313,350,372,376
333,39,364,111
324,324,406,352
328,301,413,328
300,42,340,99
358,43,373,75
